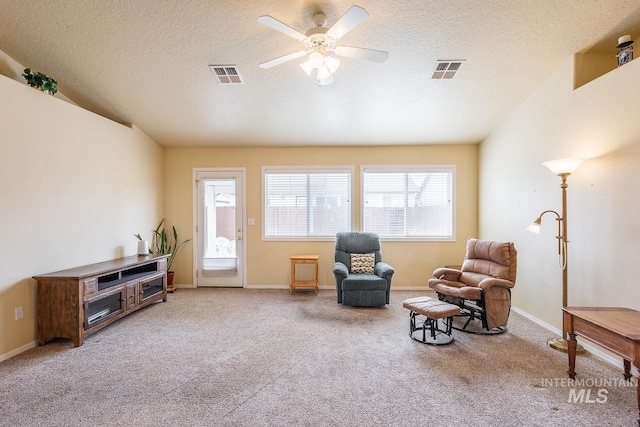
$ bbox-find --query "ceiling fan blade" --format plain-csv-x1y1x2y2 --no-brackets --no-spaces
259,50,308,69
335,46,389,63
257,15,307,41
326,5,369,40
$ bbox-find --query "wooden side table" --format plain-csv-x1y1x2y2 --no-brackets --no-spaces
563,306,640,425
289,255,319,294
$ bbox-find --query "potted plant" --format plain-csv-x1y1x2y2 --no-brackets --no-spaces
135,219,190,291
22,68,58,95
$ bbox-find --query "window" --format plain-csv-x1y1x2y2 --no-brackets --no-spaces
263,167,352,239
362,165,454,240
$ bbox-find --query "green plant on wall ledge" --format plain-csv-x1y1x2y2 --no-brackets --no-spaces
22,68,58,95
135,218,190,272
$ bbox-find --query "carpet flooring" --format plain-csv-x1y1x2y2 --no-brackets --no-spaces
0,288,637,426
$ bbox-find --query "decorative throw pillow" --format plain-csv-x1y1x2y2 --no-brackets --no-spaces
350,253,375,274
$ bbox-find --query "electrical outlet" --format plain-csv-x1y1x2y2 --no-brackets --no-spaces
15,306,23,321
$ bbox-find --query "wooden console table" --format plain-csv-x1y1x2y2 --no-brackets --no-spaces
34,254,169,347
289,255,319,294
563,306,640,425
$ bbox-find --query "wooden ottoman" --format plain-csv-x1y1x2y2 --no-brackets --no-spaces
403,296,461,345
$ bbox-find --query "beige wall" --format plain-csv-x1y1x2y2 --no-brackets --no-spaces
480,56,640,332
0,73,164,359
165,145,478,289
1,49,477,359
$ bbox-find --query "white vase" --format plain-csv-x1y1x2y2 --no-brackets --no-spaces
137,240,149,256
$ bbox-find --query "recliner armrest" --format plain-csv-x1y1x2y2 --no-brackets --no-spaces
333,262,349,278
432,267,462,281
478,277,515,290
375,262,394,278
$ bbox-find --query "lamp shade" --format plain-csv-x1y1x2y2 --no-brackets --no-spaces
542,158,584,175
526,221,541,234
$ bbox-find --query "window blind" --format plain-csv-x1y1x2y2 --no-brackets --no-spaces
264,167,352,238
362,166,454,239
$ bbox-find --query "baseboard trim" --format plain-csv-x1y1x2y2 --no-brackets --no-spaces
511,306,637,375
245,284,291,290
511,306,562,336
173,283,196,289
0,340,37,363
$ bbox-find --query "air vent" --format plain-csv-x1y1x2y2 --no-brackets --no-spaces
431,60,465,79
209,65,243,84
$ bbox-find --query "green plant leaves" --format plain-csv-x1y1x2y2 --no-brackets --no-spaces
137,219,190,271
22,68,58,95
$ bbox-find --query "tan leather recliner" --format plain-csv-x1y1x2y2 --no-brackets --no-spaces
428,238,517,334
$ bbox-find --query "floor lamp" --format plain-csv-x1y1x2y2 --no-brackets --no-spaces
527,158,585,353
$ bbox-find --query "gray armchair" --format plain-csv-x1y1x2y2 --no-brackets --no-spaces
333,232,394,307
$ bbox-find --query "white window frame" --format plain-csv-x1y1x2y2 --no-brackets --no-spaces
262,166,354,241
361,165,455,241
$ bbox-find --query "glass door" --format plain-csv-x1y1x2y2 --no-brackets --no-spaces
195,169,245,287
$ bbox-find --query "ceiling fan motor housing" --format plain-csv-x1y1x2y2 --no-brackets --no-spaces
305,28,335,51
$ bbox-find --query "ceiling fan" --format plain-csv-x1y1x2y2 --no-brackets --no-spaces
258,5,389,86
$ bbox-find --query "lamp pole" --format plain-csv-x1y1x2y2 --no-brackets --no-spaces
547,172,584,353
529,158,585,353
560,172,569,311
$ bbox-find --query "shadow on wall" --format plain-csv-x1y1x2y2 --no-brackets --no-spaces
578,142,640,210
0,50,26,81
569,140,640,308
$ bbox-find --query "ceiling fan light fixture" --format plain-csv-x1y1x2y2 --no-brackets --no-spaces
318,72,334,86
258,5,388,86
300,51,339,83
325,55,340,73
317,65,332,80
308,51,324,68
300,58,314,76
317,64,335,86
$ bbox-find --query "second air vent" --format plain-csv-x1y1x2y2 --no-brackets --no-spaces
210,65,244,84
431,60,465,79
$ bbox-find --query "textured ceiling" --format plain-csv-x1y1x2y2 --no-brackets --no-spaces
1,0,639,147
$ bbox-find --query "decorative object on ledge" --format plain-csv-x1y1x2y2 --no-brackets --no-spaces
136,218,191,291
527,158,585,354
22,68,58,95
616,35,634,67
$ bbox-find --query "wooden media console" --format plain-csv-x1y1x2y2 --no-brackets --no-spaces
34,254,169,347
